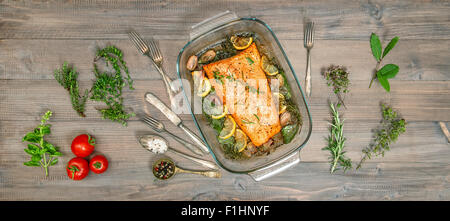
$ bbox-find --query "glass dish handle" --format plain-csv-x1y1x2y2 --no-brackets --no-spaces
190,10,238,40
248,151,300,182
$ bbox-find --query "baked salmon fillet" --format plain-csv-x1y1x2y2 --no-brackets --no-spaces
203,43,281,146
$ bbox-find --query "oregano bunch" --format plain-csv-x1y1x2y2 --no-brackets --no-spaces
322,65,350,108
357,103,406,169
54,62,89,117
369,33,400,92
22,111,62,177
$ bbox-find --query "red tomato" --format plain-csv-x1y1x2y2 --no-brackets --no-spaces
66,157,89,180
89,155,109,174
71,134,95,157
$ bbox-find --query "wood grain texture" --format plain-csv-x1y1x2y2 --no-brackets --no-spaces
0,0,449,201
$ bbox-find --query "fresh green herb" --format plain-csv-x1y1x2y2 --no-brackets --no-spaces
281,124,299,144
22,111,62,177
90,45,135,126
219,136,241,159
54,62,89,117
357,103,406,169
322,65,350,108
246,57,254,65
241,119,255,124
369,33,400,92
322,102,352,173
253,114,260,122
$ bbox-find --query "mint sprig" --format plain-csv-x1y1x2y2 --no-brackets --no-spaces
368,33,400,92
22,111,62,177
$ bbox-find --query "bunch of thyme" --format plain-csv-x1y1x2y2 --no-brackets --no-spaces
322,102,352,173
357,103,406,169
54,62,89,117
90,46,135,126
322,65,350,108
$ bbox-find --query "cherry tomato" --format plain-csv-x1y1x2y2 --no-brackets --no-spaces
66,157,89,180
71,134,95,157
89,155,109,174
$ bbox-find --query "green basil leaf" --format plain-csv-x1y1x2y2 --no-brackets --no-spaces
24,149,35,155
31,155,42,162
50,158,58,166
27,143,40,151
377,72,391,92
370,33,382,62
382,36,399,58
40,125,51,135
23,132,40,143
24,161,41,167
50,151,62,157
378,64,399,79
43,141,57,152
281,124,299,144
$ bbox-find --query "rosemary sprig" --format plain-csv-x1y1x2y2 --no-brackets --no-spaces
357,103,406,169
322,65,350,108
323,102,352,173
90,45,135,126
54,62,88,117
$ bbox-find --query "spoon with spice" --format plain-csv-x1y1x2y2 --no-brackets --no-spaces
139,135,219,170
152,158,221,180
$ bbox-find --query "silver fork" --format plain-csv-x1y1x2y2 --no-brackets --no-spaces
304,21,315,97
128,31,177,106
142,115,204,156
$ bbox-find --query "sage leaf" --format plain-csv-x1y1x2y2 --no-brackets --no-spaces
382,36,399,58
370,33,382,62
281,124,299,144
50,158,58,166
377,72,391,92
378,64,399,79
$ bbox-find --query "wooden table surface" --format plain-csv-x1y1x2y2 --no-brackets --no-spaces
1,0,449,201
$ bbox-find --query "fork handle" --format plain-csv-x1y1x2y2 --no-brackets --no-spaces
305,49,311,97
149,59,178,108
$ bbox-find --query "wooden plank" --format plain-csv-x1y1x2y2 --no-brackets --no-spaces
0,79,448,122
1,0,449,40
0,39,449,81
1,161,448,200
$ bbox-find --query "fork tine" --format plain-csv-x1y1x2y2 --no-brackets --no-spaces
147,39,158,59
144,116,158,125
132,32,148,53
310,22,315,43
148,38,161,60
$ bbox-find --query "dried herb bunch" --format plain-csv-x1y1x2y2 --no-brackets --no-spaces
323,102,352,173
22,111,62,177
90,46,135,126
54,62,89,117
322,65,350,108
357,103,406,169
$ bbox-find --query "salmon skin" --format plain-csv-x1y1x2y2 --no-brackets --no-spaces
203,43,281,146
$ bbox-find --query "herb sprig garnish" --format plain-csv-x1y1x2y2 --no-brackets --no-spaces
22,111,62,177
322,65,350,108
369,33,400,92
322,102,352,173
357,103,406,169
90,45,135,126
54,62,88,117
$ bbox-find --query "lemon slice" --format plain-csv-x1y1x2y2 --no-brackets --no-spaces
230,36,253,50
219,116,236,140
197,77,211,97
261,55,279,76
211,104,228,120
234,129,248,152
273,92,287,114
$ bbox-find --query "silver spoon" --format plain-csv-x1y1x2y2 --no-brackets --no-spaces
138,135,219,170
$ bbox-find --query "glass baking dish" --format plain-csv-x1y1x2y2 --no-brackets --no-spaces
176,11,312,181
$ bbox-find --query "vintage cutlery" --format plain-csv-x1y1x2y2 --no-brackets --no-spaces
139,135,218,170
304,20,315,97
128,30,178,107
152,158,221,180
144,92,210,154
142,115,204,156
